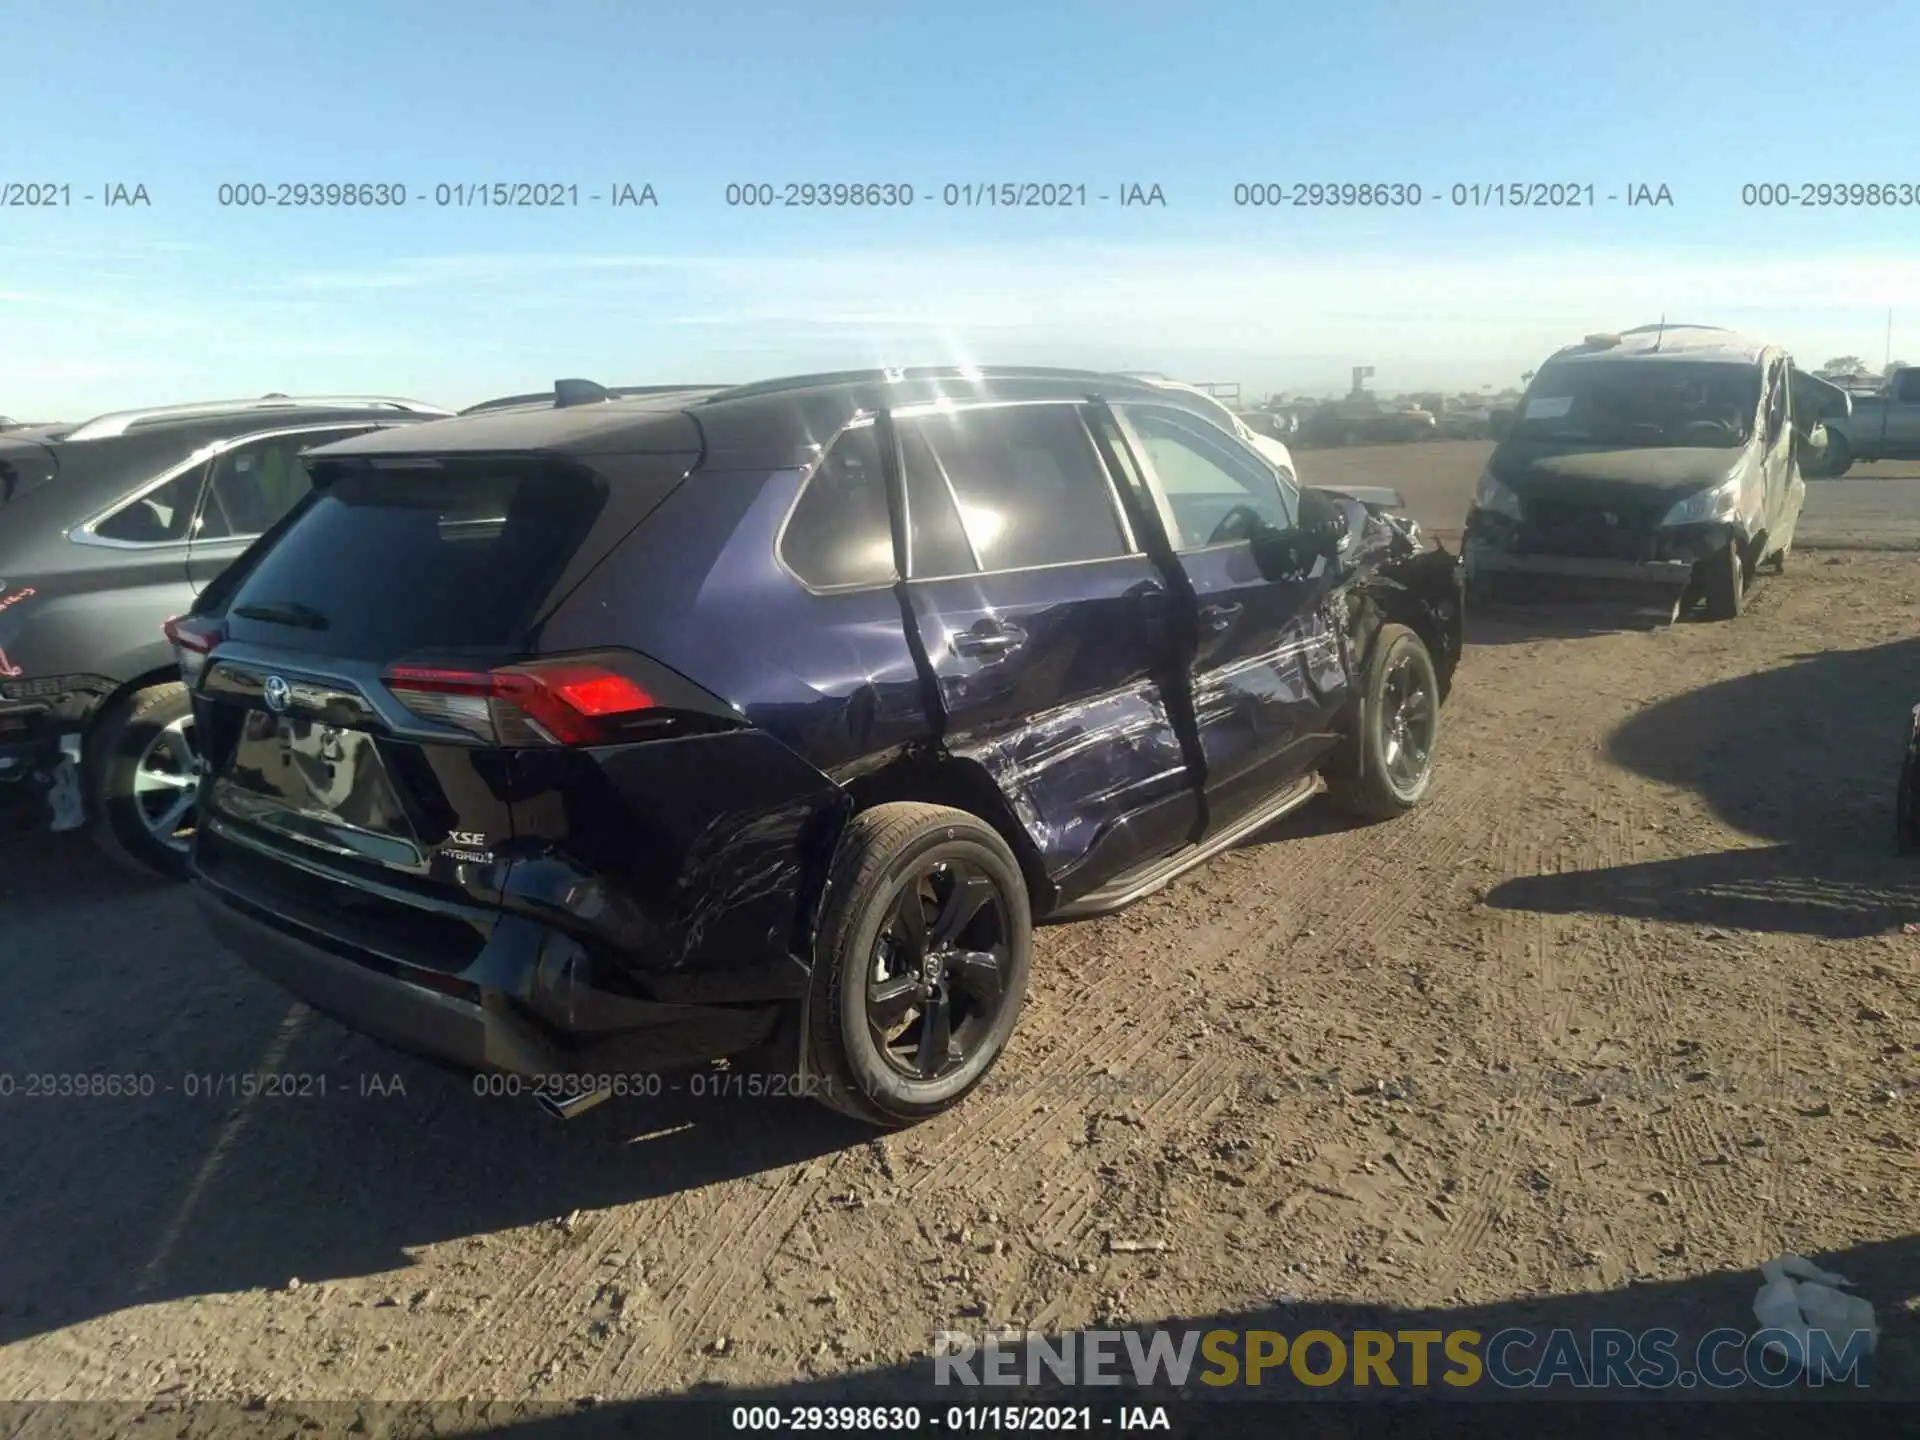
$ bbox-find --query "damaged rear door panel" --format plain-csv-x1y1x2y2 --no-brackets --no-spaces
890,399,1201,905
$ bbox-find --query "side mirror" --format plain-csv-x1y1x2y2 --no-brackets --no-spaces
1250,489,1353,580
1486,408,1514,440
1249,525,1314,582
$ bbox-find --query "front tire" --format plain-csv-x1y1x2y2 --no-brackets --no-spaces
86,681,199,880
1699,539,1745,621
804,803,1032,1127
1324,624,1441,821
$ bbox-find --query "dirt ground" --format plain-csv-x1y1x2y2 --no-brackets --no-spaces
3,444,1919,1412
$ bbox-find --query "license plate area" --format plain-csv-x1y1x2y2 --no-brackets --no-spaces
208,712,427,871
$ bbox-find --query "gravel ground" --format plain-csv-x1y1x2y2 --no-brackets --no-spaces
3,445,1917,1412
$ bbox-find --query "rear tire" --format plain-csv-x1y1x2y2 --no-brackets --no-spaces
1699,540,1745,621
1821,433,1854,478
803,803,1032,1127
1323,624,1441,822
86,682,199,880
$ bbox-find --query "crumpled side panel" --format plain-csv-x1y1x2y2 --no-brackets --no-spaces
949,677,1192,885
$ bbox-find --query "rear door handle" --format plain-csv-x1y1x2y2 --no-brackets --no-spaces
951,624,1027,659
1199,601,1243,632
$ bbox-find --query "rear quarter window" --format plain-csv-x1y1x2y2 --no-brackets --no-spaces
779,422,897,590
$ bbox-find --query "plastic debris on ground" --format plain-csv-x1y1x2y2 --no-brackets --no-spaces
1751,1253,1879,1381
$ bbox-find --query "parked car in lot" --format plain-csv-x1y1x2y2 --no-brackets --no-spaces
176,367,1464,1127
1436,408,1492,440
1121,374,1301,475
0,394,451,871
1819,365,1920,476
1464,325,1848,620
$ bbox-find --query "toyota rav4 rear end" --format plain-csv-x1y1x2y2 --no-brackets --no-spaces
180,402,853,1112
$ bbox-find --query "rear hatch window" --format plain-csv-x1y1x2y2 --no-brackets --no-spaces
221,457,610,661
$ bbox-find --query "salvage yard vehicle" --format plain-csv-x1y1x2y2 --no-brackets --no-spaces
1463,325,1847,621
1121,373,1301,474
0,395,451,871
177,368,1463,1128
1819,364,1920,476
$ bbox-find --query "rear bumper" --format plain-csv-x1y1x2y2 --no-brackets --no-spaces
193,873,783,1081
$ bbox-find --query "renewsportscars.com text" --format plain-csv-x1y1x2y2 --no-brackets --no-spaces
934,1326,1875,1391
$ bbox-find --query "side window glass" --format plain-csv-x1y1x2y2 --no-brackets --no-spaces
780,422,896,589
898,422,978,578
911,404,1128,571
94,463,207,543
1121,406,1294,550
195,429,360,541
1897,369,1920,405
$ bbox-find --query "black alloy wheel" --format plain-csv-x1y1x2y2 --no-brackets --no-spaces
805,803,1033,1127
864,859,1012,1083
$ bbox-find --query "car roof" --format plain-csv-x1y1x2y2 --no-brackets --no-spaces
1543,325,1773,368
8,408,446,519
45,395,450,444
306,367,1221,469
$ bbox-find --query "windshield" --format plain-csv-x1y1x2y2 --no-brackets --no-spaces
1511,359,1760,449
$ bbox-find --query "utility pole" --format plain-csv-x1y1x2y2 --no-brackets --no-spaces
1886,308,1895,373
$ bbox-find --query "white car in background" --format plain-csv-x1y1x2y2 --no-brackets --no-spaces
1119,374,1300,480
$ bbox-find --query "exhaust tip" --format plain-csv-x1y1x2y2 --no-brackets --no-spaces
536,1086,612,1122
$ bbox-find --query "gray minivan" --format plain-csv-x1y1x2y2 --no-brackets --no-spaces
1463,324,1850,620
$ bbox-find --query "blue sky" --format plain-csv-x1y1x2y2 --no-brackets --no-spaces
3,0,1917,416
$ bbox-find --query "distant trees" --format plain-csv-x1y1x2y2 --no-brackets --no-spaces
1824,355,1868,375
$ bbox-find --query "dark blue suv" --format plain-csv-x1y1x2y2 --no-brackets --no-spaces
177,369,1464,1127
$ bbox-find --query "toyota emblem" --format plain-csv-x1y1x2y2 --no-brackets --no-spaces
263,674,292,714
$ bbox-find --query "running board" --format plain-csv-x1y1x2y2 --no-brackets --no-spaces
1047,774,1324,921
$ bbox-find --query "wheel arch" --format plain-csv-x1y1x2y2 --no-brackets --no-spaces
836,749,1056,918
792,750,1056,967
79,663,183,778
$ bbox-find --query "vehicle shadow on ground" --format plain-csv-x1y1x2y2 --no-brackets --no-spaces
0,826,871,1347
1466,600,1679,647
0,828,171,921
1484,638,1920,936
0,1023,869,1347
365,1232,1915,1432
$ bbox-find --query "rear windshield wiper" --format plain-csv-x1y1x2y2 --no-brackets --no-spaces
232,600,331,630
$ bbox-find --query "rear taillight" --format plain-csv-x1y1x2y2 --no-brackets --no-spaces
382,660,656,746
163,614,226,687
